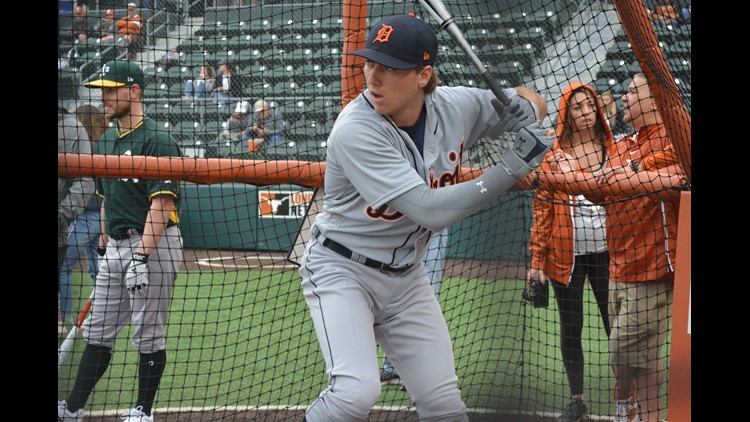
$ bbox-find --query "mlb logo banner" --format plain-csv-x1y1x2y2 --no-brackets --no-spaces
258,189,314,219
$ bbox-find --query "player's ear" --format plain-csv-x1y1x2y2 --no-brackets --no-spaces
418,66,432,88
130,84,142,100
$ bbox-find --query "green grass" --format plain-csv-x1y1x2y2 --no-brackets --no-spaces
59,269,668,417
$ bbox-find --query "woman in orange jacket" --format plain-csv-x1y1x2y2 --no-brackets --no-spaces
526,82,617,422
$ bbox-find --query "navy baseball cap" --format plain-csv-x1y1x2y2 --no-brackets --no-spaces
349,14,438,70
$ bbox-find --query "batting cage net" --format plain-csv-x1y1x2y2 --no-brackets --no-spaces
58,0,691,420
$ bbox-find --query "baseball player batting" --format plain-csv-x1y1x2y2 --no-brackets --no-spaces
58,60,184,422
298,14,552,422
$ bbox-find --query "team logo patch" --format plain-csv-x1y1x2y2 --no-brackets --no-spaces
258,190,314,219
373,24,394,43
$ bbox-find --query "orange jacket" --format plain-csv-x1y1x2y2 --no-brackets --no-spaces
529,82,616,285
602,124,682,283
116,14,144,36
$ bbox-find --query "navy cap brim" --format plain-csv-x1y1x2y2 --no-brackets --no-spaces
348,49,420,70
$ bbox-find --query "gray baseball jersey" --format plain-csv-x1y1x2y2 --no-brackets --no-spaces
300,86,539,422
315,86,522,268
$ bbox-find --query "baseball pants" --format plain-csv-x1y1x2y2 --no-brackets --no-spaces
83,226,183,353
300,234,468,422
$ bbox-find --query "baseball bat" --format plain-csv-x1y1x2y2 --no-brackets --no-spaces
58,295,93,375
418,0,510,105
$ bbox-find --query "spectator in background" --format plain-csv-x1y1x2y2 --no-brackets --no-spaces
650,0,680,26
59,104,107,329
58,106,95,338
227,100,253,137
527,82,615,422
116,2,146,59
68,6,94,42
95,9,117,42
681,3,691,22
211,59,243,105
601,89,630,140
184,65,215,101
243,99,286,149
547,73,687,422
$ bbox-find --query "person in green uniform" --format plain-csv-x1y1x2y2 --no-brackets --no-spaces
58,60,184,422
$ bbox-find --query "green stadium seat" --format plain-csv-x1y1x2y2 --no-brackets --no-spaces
177,37,206,53
513,26,547,51
309,97,340,122
464,28,495,43
147,102,173,121
203,103,232,122
487,60,527,87
246,17,273,36
319,65,340,83
312,46,341,67
203,36,231,53
228,34,254,51
293,139,326,160
234,48,262,67
260,142,300,160
276,32,304,49
301,32,335,49
296,63,324,83
264,64,297,83
173,120,204,143
607,40,635,63
320,16,344,32
284,47,315,65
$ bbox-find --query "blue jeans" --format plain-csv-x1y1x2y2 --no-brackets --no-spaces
184,79,208,99
383,228,449,375
59,209,101,320
213,91,231,105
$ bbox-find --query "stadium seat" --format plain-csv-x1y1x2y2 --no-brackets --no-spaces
173,120,204,143
311,47,341,67
277,32,305,49
597,59,633,83
246,17,273,36
260,142,300,160
143,82,171,99
487,60,527,87
296,63,324,83
228,34,254,51
513,26,547,51
320,16,344,32
266,64,298,83
301,32,335,49
284,47,315,65
607,40,635,63
464,27,495,43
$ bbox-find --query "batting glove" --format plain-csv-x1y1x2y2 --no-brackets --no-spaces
491,96,537,133
125,253,150,298
499,122,554,179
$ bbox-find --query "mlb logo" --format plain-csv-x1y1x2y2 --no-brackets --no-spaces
258,190,314,219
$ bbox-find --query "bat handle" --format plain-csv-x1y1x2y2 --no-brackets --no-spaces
75,299,92,328
480,71,510,105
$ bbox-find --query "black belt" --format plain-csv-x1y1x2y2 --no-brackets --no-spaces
314,229,412,274
109,228,143,240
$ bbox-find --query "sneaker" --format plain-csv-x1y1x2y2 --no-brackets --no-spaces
121,406,154,422
58,321,68,339
58,400,84,422
558,398,587,422
613,382,642,422
379,368,401,385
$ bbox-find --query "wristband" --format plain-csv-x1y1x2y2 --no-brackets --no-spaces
630,161,641,173
132,252,149,262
